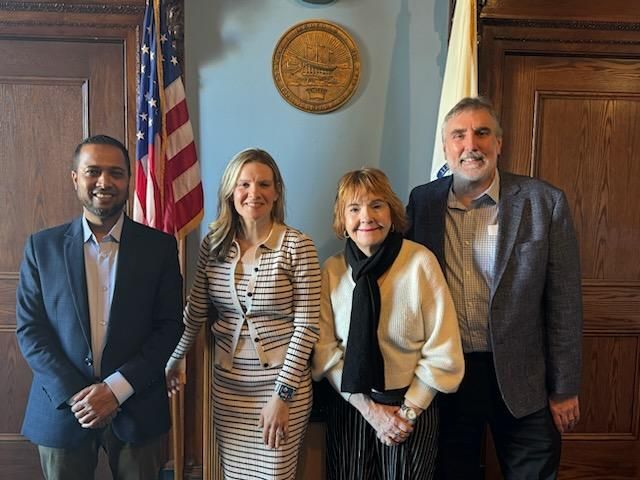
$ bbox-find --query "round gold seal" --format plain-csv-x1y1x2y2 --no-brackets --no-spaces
272,20,361,114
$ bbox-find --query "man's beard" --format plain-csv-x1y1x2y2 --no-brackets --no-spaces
83,198,126,220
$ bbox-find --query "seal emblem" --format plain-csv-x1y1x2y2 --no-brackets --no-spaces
272,20,360,114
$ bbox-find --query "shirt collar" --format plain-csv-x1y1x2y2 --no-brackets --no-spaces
447,170,501,209
82,212,124,243
261,222,286,251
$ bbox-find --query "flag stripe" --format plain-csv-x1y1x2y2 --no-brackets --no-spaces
165,98,190,136
175,185,204,230
168,140,198,177
173,159,202,202
164,76,187,111
166,122,196,162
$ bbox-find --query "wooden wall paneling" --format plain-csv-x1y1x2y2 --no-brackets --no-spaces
534,93,640,281
498,55,535,176
0,73,86,268
0,2,143,184
583,283,640,332
0,327,32,434
0,275,18,325
481,0,640,24
479,14,640,478
578,335,638,436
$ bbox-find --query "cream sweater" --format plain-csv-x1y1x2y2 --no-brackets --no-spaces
312,239,464,409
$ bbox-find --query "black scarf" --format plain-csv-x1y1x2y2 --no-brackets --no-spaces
340,232,403,394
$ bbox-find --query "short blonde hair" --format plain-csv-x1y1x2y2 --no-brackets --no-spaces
332,167,407,239
209,148,285,260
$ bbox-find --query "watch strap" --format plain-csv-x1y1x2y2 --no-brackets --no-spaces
275,383,295,402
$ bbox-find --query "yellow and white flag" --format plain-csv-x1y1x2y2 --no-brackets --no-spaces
430,0,478,180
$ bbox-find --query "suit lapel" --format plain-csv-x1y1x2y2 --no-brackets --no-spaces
427,177,452,272
106,216,137,341
63,218,92,348
492,173,524,297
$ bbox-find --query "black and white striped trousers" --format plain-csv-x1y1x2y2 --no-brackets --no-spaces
325,390,439,480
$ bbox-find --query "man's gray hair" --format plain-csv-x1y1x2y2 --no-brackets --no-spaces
441,96,503,140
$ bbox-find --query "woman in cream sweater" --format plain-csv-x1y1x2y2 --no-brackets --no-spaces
312,167,464,480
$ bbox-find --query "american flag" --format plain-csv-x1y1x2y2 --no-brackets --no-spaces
134,0,203,238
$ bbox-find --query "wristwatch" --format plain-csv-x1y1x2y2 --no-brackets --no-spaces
275,383,295,402
400,403,418,424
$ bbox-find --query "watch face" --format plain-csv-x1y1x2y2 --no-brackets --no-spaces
403,406,417,421
277,384,294,401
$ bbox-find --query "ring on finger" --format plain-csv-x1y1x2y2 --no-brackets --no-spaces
276,430,285,439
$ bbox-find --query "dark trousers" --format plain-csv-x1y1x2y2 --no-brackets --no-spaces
436,353,561,480
326,388,439,480
38,425,164,480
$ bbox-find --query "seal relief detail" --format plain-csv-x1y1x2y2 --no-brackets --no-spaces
272,20,360,114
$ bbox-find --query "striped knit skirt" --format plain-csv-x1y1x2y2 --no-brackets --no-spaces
325,389,439,480
213,334,312,480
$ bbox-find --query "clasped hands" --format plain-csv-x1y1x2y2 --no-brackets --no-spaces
351,394,418,447
70,382,119,429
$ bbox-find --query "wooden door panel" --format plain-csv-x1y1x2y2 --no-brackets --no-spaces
482,30,640,479
560,442,639,480
0,441,43,480
0,333,32,433
533,93,640,281
577,336,637,436
0,80,86,269
0,276,18,325
583,284,640,332
0,38,126,169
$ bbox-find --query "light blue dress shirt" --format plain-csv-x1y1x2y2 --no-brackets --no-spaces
82,213,134,405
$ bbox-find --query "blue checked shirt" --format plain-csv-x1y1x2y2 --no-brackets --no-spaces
444,172,500,352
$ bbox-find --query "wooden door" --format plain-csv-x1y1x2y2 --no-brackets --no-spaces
480,5,640,478
0,3,142,478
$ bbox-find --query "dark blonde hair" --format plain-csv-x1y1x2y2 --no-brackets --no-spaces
209,148,285,261
332,167,408,239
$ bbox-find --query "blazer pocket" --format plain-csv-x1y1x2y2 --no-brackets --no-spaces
514,239,546,253
514,239,548,262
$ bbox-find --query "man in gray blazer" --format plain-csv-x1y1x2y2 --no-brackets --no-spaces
406,97,582,479
16,135,183,480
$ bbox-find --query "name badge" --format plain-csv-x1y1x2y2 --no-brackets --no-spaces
487,224,498,236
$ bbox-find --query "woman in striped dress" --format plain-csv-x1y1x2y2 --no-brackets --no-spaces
166,148,321,479
312,168,464,479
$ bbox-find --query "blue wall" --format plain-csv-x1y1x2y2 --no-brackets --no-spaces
185,0,449,264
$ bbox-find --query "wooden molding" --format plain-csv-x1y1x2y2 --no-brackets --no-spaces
0,2,144,14
482,18,640,32
492,35,640,46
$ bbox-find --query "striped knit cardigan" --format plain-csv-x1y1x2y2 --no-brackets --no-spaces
168,223,321,396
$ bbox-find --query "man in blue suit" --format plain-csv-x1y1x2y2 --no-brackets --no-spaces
407,97,583,479
16,135,183,480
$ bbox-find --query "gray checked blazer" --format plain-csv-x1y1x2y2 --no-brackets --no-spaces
406,171,583,418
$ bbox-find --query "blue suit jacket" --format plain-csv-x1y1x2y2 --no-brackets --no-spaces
16,215,183,448
406,171,583,418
